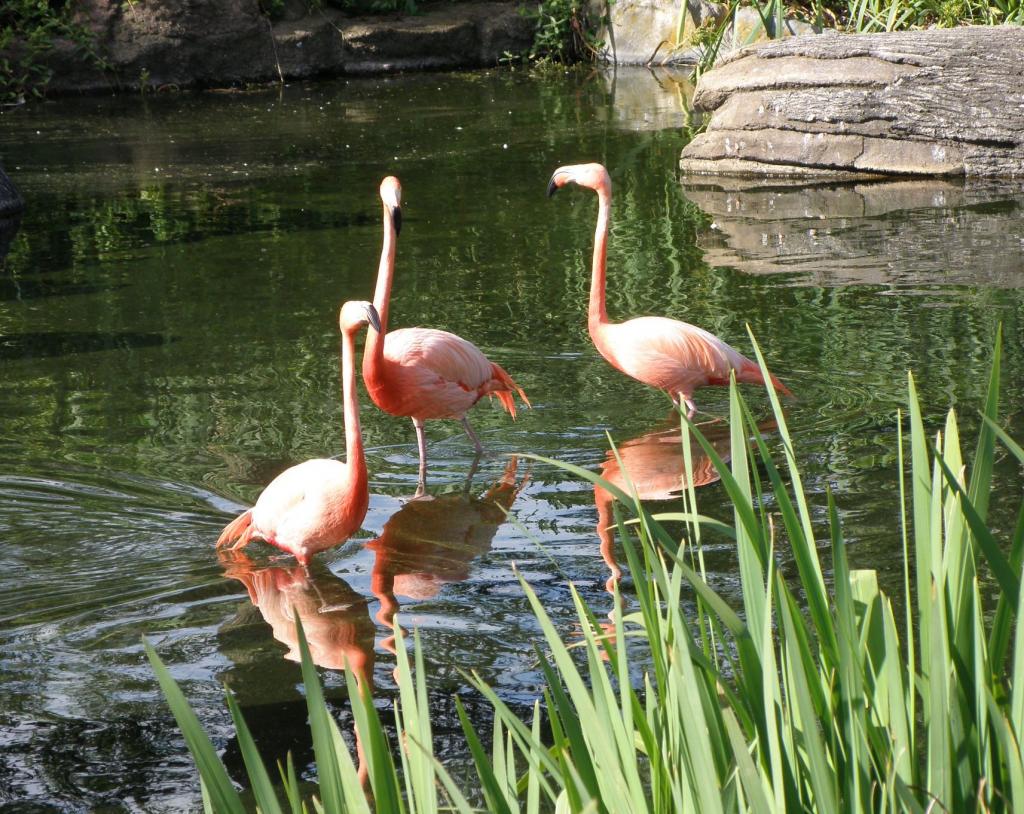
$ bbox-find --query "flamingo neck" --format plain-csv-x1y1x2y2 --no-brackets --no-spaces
588,186,611,334
341,328,367,489
365,204,396,373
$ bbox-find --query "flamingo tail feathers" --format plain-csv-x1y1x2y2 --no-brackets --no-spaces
489,363,530,419
738,360,794,399
216,509,256,549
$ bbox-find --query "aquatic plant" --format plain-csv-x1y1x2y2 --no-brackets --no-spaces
148,330,1024,811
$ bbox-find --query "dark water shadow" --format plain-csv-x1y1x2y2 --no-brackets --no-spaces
681,177,1024,288
0,331,174,361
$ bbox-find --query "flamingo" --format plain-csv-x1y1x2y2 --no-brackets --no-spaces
546,163,792,416
362,176,530,495
216,300,381,566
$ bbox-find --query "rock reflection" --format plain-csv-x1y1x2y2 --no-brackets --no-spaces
367,456,528,651
600,67,696,132
681,178,1024,287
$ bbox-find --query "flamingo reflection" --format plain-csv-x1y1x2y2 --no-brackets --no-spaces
219,551,375,780
367,456,528,652
595,416,749,591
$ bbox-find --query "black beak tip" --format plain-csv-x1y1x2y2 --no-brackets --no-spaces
392,206,402,237
546,177,558,199
366,303,382,333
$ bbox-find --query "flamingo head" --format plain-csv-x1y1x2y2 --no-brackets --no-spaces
379,175,402,236
340,300,382,334
546,163,611,197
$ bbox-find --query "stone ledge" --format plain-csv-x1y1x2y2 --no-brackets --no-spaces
36,1,533,94
680,27,1024,178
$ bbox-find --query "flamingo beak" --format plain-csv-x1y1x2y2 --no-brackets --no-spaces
546,174,560,198
365,303,382,333
391,205,402,237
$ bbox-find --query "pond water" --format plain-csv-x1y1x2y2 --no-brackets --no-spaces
1,68,1022,811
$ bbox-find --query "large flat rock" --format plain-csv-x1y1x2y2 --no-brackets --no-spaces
679,27,1024,178
40,1,533,93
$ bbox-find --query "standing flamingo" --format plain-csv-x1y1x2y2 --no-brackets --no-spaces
546,163,792,416
362,176,529,494
216,300,381,566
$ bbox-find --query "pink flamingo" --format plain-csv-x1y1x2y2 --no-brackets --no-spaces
216,300,381,565
546,163,792,416
362,176,529,494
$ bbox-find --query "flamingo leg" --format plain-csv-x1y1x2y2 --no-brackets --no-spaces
461,416,484,455
413,417,428,497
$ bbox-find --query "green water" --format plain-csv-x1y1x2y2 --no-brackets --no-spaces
1,69,1022,810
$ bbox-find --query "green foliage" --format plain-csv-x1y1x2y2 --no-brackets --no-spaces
0,0,105,103
512,0,606,66
150,332,1024,811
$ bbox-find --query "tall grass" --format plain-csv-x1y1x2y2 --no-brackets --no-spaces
148,330,1024,812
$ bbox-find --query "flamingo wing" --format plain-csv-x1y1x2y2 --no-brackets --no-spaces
595,316,754,396
251,459,351,546
382,327,497,418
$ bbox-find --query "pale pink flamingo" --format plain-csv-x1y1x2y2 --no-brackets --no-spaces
216,300,381,566
546,163,792,416
362,176,529,495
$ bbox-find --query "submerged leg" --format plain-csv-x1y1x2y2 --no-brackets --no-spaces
413,417,428,497
461,416,484,455
671,392,697,420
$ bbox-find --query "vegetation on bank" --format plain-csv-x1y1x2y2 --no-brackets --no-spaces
0,0,106,103
689,0,1024,75
148,331,1024,812
3,0,1023,101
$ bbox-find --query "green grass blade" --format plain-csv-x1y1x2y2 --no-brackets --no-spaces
455,696,515,814
143,638,247,814
967,324,1001,522
932,447,1019,608
224,690,286,814
293,618,351,814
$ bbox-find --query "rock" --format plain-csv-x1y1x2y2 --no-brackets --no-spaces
35,1,533,93
680,27,1024,178
681,176,1024,287
595,0,694,65
593,0,821,65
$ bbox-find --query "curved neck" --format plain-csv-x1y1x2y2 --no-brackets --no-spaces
341,328,367,485
588,186,611,333
365,204,396,368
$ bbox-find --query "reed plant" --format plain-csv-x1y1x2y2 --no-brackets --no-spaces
148,329,1024,812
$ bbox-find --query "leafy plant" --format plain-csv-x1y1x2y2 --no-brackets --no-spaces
513,0,606,66
0,0,107,103
150,330,1024,811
